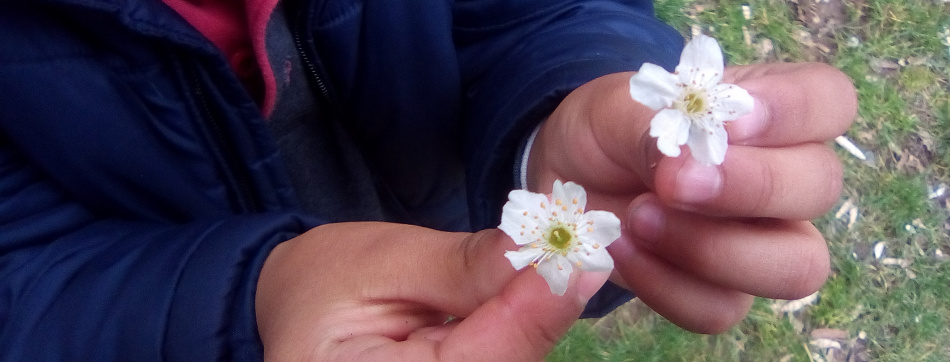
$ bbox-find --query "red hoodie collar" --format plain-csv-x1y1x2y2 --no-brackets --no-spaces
161,0,280,116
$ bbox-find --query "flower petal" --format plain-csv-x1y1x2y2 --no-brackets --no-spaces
499,190,549,245
552,180,587,223
629,63,680,110
677,34,724,86
708,83,754,122
649,108,690,157
536,255,573,296
505,247,544,270
571,246,614,272
577,210,621,247
687,120,729,165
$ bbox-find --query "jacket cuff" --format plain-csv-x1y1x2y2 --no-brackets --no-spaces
164,213,319,361
579,281,635,318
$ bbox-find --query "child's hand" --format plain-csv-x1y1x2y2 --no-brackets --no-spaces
256,222,609,361
530,63,857,332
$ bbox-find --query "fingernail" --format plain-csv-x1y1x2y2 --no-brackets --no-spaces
728,98,766,144
675,160,722,204
575,271,610,305
628,197,664,246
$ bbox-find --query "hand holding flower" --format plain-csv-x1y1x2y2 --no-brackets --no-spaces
526,53,857,332
256,222,609,361
629,34,754,166
500,180,620,295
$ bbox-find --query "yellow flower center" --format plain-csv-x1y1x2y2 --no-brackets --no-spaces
682,90,706,115
547,226,574,250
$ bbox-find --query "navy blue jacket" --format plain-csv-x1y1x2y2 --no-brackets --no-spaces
0,0,681,360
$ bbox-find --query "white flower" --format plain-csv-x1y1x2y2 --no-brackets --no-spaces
499,180,621,296
628,34,754,165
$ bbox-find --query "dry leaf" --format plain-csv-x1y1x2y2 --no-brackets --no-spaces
773,292,819,314
810,338,842,350
835,136,867,160
811,328,849,340
880,258,910,268
873,241,886,259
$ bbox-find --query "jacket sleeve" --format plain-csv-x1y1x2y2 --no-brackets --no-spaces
0,141,319,361
454,0,684,317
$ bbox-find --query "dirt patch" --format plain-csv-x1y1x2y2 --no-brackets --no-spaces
787,0,851,60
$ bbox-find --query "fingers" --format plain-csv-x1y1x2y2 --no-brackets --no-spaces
418,228,603,318
726,62,857,146
264,222,609,361
608,233,755,334
653,143,843,219
312,224,520,318
608,193,831,333
624,194,831,300
334,261,610,362
307,224,597,329
435,268,609,361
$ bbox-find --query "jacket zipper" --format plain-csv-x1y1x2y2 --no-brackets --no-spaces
187,62,262,213
293,31,332,104
290,6,341,113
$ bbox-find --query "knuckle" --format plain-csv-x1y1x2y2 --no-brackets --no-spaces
750,157,782,216
459,229,502,305
818,149,845,212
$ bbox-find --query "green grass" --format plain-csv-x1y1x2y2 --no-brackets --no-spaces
549,0,950,360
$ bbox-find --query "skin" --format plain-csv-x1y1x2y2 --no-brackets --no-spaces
256,63,858,361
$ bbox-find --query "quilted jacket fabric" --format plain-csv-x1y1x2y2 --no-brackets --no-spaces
0,0,682,359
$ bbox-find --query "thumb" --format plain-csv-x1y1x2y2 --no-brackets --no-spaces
532,72,661,197
392,265,608,362
335,226,610,361
408,228,607,319
438,267,609,361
